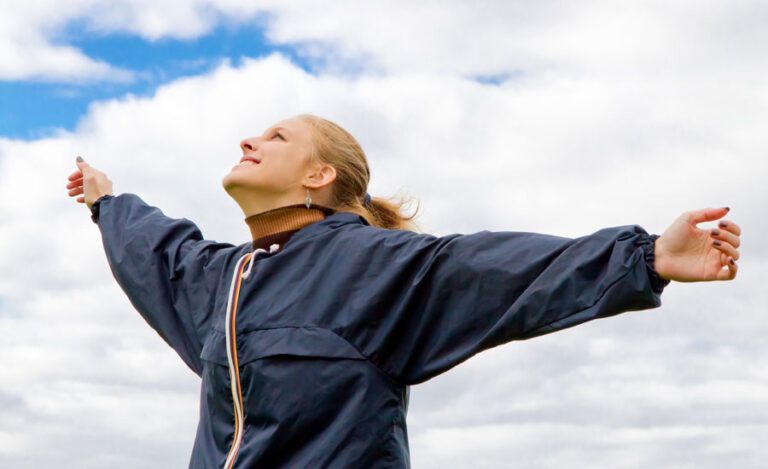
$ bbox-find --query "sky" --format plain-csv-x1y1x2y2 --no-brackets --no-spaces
0,1,766,467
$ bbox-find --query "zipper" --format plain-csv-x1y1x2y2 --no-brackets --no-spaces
223,252,251,469
222,244,280,469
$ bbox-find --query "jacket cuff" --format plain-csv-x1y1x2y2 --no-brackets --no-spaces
640,232,672,294
90,194,115,224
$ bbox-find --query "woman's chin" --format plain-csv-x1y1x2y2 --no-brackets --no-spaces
222,171,246,191
222,171,269,193
229,162,253,173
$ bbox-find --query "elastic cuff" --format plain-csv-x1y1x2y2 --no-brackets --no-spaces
641,233,672,294
90,194,114,224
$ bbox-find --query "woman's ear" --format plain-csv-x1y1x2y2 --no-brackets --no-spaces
305,163,337,190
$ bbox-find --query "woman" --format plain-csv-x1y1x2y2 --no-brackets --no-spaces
66,114,741,468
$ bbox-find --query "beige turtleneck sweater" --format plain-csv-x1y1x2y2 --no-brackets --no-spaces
244,203,337,251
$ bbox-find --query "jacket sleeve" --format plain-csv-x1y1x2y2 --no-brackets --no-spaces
352,224,671,385
91,193,239,376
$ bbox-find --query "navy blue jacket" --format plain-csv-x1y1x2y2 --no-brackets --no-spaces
91,192,670,468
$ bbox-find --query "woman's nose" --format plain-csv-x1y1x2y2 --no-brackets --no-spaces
240,137,259,153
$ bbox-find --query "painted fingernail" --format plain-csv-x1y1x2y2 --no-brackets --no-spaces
711,229,720,236
713,240,722,246
76,155,83,162
719,221,727,228
729,258,735,265
723,206,730,212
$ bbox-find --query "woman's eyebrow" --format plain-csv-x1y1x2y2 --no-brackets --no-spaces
265,126,290,138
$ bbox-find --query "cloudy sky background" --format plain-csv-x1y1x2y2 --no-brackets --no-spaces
0,0,766,467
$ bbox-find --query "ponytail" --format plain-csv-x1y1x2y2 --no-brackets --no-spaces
295,113,422,232
361,191,421,231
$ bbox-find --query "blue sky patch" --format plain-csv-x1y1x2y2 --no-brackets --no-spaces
469,71,523,86
0,23,313,140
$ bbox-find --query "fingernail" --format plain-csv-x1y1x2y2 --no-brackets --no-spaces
711,229,720,236
76,155,83,162
713,240,722,246
723,206,730,212
729,258,735,265
719,221,727,228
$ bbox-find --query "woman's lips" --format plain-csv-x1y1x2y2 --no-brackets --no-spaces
231,159,260,171
239,156,261,164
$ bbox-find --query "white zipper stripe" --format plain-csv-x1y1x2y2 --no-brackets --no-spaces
223,253,250,469
222,244,279,468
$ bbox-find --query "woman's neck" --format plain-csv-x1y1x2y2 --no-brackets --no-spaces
244,203,336,250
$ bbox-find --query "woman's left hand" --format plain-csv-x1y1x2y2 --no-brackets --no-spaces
653,207,741,283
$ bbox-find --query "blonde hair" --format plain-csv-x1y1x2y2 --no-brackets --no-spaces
295,113,421,232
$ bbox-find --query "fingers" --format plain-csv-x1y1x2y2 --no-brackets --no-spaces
709,220,742,282
687,206,730,225
717,255,738,281
710,226,741,249
711,238,740,261
68,157,90,205
68,157,84,200
690,207,742,280
717,219,741,236
66,177,83,189
66,175,83,198
67,159,84,199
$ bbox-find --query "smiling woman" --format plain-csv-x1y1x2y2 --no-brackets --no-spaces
222,114,418,231
65,113,740,468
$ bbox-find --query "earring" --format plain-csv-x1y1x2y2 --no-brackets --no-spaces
304,187,312,209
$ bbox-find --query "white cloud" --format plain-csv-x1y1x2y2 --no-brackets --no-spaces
0,1,766,467
0,40,131,83
4,0,768,84
0,1,127,82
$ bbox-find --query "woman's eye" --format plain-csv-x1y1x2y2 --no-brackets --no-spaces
273,132,284,140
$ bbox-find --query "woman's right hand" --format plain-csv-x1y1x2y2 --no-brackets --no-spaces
66,156,114,210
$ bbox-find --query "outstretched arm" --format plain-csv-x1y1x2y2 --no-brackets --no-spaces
66,156,239,376
346,207,741,386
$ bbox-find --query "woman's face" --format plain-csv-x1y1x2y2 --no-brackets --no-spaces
223,117,319,212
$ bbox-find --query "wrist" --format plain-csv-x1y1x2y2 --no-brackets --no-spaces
653,237,671,281
90,193,114,223
643,233,672,294
87,193,113,208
